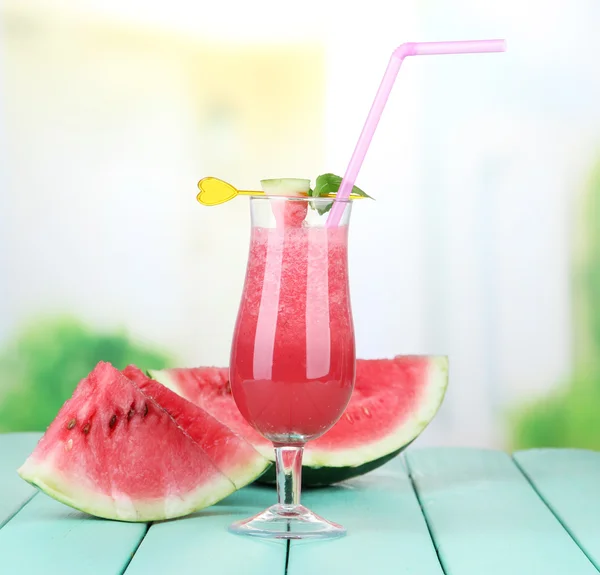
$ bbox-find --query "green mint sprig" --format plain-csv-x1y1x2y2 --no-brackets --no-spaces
309,173,373,215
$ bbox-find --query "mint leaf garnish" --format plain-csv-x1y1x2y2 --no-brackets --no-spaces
309,173,373,214
312,173,373,199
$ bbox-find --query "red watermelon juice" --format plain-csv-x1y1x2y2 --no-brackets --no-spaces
230,202,355,446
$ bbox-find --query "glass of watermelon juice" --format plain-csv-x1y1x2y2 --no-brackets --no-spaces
229,194,355,539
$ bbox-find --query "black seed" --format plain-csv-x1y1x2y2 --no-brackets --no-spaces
109,414,117,429
66,418,76,430
142,403,149,417
127,408,135,421
82,423,91,435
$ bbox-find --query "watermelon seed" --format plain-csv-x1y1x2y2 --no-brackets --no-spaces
362,407,372,418
127,406,135,421
66,418,77,430
64,438,73,451
142,403,148,418
345,413,353,423
82,423,91,435
109,414,118,429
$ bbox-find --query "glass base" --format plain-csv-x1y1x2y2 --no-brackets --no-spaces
228,503,346,540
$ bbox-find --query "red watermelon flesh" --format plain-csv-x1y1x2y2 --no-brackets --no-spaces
122,365,267,488
148,355,448,476
282,201,309,227
149,366,270,457
18,361,268,522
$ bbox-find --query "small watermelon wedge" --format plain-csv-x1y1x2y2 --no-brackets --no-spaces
18,361,269,522
149,355,448,486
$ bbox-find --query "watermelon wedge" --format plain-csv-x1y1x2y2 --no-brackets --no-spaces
18,361,269,522
149,355,448,486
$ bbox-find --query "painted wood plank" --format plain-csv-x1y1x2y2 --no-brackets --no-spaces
406,448,598,575
514,448,600,570
0,432,41,528
0,492,147,574
124,485,286,575
288,457,444,575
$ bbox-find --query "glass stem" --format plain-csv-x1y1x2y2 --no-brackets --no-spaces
274,445,303,509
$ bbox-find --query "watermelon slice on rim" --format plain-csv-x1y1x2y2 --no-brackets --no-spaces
17,362,269,522
149,355,448,486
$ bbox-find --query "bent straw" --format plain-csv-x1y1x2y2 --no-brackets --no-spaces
326,39,506,227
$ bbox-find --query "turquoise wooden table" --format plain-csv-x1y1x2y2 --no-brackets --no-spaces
1,433,599,575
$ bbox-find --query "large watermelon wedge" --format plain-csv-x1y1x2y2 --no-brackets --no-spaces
18,361,269,522
149,355,448,486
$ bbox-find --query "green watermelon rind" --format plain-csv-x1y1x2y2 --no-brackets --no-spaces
17,453,239,522
256,446,410,488
149,356,448,484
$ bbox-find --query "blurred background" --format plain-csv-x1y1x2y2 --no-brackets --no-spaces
1,0,599,450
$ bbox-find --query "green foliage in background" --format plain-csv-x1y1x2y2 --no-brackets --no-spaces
510,374,600,450
581,160,600,367
0,316,174,432
511,159,600,450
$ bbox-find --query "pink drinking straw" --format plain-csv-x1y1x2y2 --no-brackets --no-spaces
326,39,507,227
